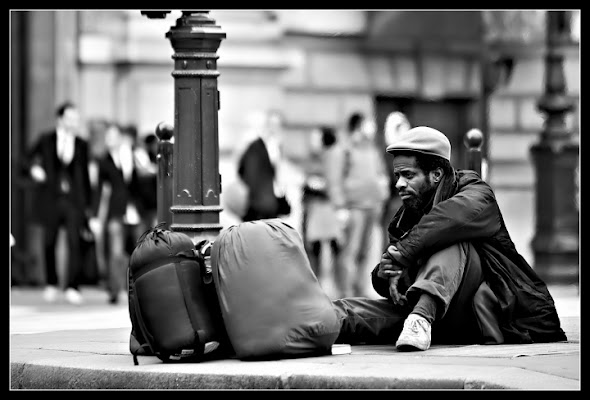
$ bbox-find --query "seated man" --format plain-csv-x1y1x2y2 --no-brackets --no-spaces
333,126,566,351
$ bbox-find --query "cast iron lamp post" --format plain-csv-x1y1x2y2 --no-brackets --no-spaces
142,10,226,243
530,10,579,284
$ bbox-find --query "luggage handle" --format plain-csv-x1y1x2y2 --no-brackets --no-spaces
175,239,214,285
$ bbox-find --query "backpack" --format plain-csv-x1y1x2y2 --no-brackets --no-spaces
210,218,341,360
127,223,232,365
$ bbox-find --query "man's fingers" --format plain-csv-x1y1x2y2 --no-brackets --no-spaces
388,276,401,303
389,286,400,304
387,245,401,259
378,268,402,279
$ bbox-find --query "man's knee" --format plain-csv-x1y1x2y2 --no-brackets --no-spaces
407,242,480,318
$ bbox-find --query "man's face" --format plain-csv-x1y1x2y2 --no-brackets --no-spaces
393,154,437,211
265,112,283,139
59,107,81,135
104,125,122,150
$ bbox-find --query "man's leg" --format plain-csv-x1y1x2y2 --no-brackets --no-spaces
42,220,60,288
42,218,61,303
353,208,379,296
107,219,127,304
396,242,472,351
335,208,365,298
63,207,83,292
333,297,408,345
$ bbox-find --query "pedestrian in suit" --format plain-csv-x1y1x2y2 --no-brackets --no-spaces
25,101,92,305
89,122,143,304
237,109,291,222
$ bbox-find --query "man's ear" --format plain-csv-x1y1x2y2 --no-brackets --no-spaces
430,168,444,184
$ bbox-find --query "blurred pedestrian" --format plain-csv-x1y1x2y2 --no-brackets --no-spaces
133,131,159,235
89,122,143,305
381,111,410,250
24,101,92,305
86,118,110,286
301,126,342,282
327,112,389,298
237,109,291,222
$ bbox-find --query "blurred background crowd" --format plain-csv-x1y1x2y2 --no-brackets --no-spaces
10,10,580,304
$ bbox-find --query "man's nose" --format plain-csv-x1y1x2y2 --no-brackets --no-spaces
395,177,407,190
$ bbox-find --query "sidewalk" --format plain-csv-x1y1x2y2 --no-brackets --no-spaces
10,285,580,390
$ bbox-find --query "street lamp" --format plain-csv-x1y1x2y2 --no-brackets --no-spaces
142,11,226,244
482,10,579,285
530,11,579,285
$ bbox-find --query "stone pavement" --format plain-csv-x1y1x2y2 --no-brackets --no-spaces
9,284,580,390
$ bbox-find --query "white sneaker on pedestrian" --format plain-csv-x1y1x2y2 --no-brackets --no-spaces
64,288,83,305
396,313,431,351
43,285,59,303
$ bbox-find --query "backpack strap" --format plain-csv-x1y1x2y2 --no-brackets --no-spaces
129,281,156,365
132,343,152,366
176,240,214,285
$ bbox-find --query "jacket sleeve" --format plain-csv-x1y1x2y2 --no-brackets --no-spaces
79,140,93,213
396,177,502,265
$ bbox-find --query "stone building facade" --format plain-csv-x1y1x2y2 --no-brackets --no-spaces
10,10,579,284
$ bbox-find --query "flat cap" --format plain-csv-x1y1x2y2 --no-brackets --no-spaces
386,126,451,161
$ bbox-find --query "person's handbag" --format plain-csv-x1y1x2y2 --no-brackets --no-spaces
221,177,249,219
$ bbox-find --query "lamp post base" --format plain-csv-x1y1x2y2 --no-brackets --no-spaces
532,252,579,286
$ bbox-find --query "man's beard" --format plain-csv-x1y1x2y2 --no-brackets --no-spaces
402,178,437,212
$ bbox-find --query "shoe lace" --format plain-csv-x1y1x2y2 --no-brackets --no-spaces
407,317,427,333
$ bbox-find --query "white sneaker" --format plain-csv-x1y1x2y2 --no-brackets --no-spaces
396,313,431,351
43,285,59,303
64,288,83,305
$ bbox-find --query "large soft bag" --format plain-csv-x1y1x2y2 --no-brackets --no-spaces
211,218,341,360
128,223,231,364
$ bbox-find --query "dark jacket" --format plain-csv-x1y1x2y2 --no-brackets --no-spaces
25,130,92,224
237,137,289,221
372,169,566,344
93,152,141,221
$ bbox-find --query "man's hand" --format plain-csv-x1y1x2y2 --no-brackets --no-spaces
388,275,407,306
30,165,46,183
385,244,413,269
88,217,102,236
377,245,408,306
376,245,403,279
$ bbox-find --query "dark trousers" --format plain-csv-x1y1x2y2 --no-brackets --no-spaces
333,242,486,345
307,239,340,279
43,196,85,290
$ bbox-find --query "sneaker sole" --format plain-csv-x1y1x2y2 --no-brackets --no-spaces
396,343,428,352
396,337,430,351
